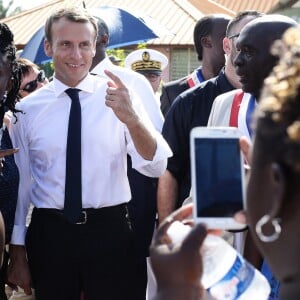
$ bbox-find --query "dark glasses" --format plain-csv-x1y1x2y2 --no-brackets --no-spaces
21,70,46,93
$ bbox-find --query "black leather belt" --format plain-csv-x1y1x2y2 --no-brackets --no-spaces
33,203,127,225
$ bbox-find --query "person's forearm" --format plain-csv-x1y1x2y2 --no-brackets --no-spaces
127,117,157,161
8,245,32,295
157,170,178,223
9,244,27,263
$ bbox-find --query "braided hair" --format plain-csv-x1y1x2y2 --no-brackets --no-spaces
0,23,21,121
254,27,300,172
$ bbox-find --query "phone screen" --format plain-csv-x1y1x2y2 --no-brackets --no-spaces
194,137,243,218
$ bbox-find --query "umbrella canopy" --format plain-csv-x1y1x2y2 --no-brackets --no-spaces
20,26,48,64
20,6,171,65
93,6,159,48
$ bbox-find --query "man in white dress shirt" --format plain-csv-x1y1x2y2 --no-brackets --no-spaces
7,7,172,300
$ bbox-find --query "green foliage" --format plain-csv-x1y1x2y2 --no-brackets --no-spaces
137,43,147,49
39,62,54,79
0,0,21,19
106,44,147,66
106,49,126,67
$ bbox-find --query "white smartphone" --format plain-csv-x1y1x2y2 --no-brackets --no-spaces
190,127,246,230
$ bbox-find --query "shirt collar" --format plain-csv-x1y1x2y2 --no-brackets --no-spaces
53,73,97,97
218,68,235,91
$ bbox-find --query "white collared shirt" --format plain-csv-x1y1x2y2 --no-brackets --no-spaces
92,57,164,132
10,73,172,245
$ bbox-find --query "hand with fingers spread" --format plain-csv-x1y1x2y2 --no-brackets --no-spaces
150,204,207,300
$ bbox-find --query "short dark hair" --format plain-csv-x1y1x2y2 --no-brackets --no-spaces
226,10,264,38
96,17,109,38
194,14,230,61
45,7,98,45
17,58,39,78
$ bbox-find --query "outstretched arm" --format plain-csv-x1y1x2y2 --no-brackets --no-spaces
157,170,179,224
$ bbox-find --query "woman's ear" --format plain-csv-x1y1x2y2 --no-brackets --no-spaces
268,162,286,219
254,162,286,243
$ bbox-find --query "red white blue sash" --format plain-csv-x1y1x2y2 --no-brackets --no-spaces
187,68,205,88
229,91,256,141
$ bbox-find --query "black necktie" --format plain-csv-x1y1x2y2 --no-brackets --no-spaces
64,88,82,223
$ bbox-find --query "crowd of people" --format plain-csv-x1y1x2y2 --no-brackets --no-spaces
0,4,299,300
151,25,300,300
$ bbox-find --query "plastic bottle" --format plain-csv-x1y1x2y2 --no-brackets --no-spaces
167,221,271,300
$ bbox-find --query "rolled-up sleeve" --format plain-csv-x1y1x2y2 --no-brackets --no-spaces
131,131,172,177
9,111,31,245
126,92,173,177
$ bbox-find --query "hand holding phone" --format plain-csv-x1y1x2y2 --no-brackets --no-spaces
190,127,246,230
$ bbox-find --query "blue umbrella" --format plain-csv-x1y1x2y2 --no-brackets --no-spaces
93,6,160,48
20,26,49,64
20,6,171,65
